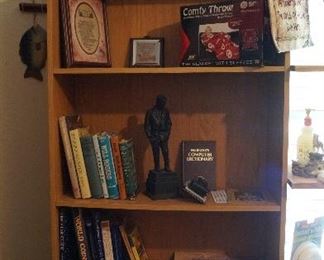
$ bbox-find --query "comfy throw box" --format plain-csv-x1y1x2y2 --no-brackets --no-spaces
180,0,264,66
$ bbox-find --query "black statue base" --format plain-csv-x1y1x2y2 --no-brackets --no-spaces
146,170,179,200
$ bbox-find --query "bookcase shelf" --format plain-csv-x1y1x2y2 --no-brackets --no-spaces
56,193,281,212
288,173,324,189
53,66,286,75
48,0,289,259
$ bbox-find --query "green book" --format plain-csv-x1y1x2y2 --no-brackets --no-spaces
80,135,104,198
119,139,138,199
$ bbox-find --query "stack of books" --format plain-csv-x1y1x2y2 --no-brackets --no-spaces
59,115,138,200
60,207,148,260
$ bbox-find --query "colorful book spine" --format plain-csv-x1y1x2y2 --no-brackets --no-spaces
110,134,127,200
72,208,91,260
119,139,138,199
80,135,104,199
101,220,114,260
98,133,119,199
92,134,109,198
69,128,91,199
58,116,81,199
59,207,78,260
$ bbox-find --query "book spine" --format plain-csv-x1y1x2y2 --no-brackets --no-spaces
72,208,91,260
101,220,114,260
80,136,104,199
92,135,109,198
119,140,138,199
98,134,119,199
59,116,81,199
84,212,97,260
110,222,124,260
69,129,91,199
119,225,137,260
111,135,127,200
59,207,78,260
91,211,105,260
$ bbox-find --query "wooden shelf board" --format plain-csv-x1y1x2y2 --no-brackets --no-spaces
290,65,324,72
56,193,280,212
53,66,286,75
288,173,324,189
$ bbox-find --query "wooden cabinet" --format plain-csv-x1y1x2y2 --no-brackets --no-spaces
48,0,289,259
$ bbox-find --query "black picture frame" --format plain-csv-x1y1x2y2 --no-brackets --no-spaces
129,38,164,67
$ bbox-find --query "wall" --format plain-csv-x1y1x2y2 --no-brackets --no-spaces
0,0,50,259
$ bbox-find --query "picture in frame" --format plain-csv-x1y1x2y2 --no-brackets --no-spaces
130,38,164,67
60,0,111,67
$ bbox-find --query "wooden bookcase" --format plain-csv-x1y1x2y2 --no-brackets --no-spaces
48,0,289,259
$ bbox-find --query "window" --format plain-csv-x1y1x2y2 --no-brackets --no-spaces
285,0,324,259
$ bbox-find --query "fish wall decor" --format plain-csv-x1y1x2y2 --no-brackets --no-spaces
19,24,47,81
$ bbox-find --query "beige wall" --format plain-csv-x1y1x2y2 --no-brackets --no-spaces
0,0,50,259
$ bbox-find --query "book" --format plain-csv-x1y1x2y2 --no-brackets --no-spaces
72,208,91,260
91,211,105,260
58,115,82,199
110,221,127,260
69,128,92,198
93,134,109,198
101,220,114,260
119,139,138,199
124,222,149,260
182,140,216,190
119,225,137,260
98,133,119,199
110,134,127,200
80,135,104,198
59,207,79,260
84,211,98,260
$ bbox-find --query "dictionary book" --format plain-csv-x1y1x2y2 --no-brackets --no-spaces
182,140,216,190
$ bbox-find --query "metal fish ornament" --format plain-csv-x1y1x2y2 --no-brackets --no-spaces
19,24,47,81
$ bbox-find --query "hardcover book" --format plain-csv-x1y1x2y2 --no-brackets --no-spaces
59,207,79,260
93,134,109,198
72,208,91,260
98,133,119,199
111,134,127,200
59,115,82,199
182,140,216,190
101,220,114,260
80,135,104,198
69,128,92,198
124,222,149,260
119,139,138,199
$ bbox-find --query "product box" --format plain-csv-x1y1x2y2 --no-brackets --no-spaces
180,0,264,66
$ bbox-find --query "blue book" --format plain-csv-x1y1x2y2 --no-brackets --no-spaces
98,133,119,199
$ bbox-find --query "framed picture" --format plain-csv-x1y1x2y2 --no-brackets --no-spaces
130,38,164,67
60,0,111,67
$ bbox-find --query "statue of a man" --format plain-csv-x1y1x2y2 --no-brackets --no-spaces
144,95,172,172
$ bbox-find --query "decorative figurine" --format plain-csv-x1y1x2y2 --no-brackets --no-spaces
144,95,179,199
144,95,171,172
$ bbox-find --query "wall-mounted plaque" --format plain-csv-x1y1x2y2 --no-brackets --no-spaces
130,38,164,67
60,0,111,67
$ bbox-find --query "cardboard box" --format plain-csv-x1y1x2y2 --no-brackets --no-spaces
180,0,264,66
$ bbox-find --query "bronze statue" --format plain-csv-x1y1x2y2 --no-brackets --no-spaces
144,95,172,172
